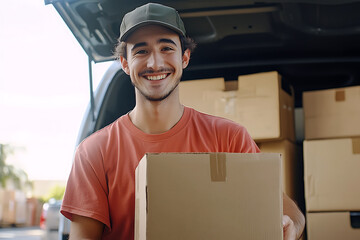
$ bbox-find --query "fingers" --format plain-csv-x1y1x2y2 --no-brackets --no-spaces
283,215,297,240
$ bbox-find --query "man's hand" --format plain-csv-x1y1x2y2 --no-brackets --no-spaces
283,215,297,240
282,193,305,240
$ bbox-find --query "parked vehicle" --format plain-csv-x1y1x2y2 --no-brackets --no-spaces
40,199,61,240
45,0,360,239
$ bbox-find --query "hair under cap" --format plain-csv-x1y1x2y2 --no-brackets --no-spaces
120,3,186,41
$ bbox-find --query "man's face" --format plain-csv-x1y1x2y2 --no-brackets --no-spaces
120,25,190,102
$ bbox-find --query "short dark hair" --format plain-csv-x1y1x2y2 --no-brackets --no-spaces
113,34,196,60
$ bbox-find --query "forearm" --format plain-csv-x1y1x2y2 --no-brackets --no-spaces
283,193,305,239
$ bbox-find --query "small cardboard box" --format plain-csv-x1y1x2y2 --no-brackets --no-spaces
179,71,295,142
304,138,360,211
257,140,303,205
135,153,283,240
303,86,360,140
307,212,360,240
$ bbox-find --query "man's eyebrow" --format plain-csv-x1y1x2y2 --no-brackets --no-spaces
131,42,147,52
158,38,177,46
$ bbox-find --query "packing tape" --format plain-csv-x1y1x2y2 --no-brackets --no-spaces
352,138,360,154
224,80,238,91
335,90,345,101
210,153,227,181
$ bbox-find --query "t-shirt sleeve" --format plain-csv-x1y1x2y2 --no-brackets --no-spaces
230,125,260,153
61,141,111,230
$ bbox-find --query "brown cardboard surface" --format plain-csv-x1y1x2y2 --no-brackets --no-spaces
257,140,303,205
307,212,360,240
0,188,3,222
0,190,16,225
179,71,295,142
135,153,283,240
303,86,360,140
304,138,360,211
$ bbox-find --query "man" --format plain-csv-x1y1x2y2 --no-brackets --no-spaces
61,3,305,240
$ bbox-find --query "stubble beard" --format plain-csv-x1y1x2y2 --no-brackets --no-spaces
133,77,181,102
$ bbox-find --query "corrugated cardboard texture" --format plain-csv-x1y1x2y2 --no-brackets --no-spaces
257,140,302,203
303,86,360,139
135,153,283,240
304,139,360,211
307,212,360,240
179,71,295,142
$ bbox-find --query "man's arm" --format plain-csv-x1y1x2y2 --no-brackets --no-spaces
69,214,104,240
283,193,305,240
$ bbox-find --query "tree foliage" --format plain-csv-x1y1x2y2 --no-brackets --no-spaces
42,185,65,202
0,144,32,190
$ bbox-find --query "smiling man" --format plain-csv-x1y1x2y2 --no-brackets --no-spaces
60,3,305,240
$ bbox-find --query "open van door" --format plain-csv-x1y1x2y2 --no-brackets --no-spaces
45,1,360,239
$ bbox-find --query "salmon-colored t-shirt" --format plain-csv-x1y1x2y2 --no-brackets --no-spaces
61,107,259,239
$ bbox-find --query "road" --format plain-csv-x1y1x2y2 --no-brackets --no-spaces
0,227,45,240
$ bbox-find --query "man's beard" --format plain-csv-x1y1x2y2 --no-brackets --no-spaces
132,80,180,102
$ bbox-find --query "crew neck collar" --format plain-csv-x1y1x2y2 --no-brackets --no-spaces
123,106,192,142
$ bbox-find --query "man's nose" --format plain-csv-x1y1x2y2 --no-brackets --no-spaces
147,51,164,69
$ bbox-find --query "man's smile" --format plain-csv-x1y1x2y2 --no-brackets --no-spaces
143,73,169,81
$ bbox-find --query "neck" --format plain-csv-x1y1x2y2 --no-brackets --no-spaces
129,90,184,134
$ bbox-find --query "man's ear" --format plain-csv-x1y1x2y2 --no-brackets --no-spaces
182,49,191,69
120,56,130,75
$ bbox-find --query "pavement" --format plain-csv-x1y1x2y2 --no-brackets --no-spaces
0,227,45,240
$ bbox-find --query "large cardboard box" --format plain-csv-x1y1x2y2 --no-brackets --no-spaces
304,138,360,211
303,86,360,140
307,212,360,240
179,71,295,142
135,153,283,240
257,140,303,205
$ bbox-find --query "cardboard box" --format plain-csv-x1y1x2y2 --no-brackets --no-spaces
135,153,283,240
179,71,295,142
1,190,16,225
257,140,303,204
15,191,27,225
0,190,27,226
304,138,360,211
0,188,4,223
307,212,360,240
303,86,360,140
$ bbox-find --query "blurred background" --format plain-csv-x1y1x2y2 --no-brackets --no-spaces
0,0,111,236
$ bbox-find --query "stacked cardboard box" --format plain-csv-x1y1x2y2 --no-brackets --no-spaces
303,86,360,239
135,153,283,240
180,71,303,205
0,189,28,227
180,71,295,142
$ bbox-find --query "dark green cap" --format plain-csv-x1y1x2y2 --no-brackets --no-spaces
120,3,186,41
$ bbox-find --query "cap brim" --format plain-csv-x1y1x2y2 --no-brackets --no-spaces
120,20,185,42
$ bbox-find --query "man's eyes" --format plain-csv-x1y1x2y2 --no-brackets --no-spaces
134,49,147,55
162,46,174,51
133,46,175,55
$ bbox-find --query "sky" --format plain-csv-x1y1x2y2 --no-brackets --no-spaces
0,0,112,180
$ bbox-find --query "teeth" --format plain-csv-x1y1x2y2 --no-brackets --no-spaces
146,74,167,81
